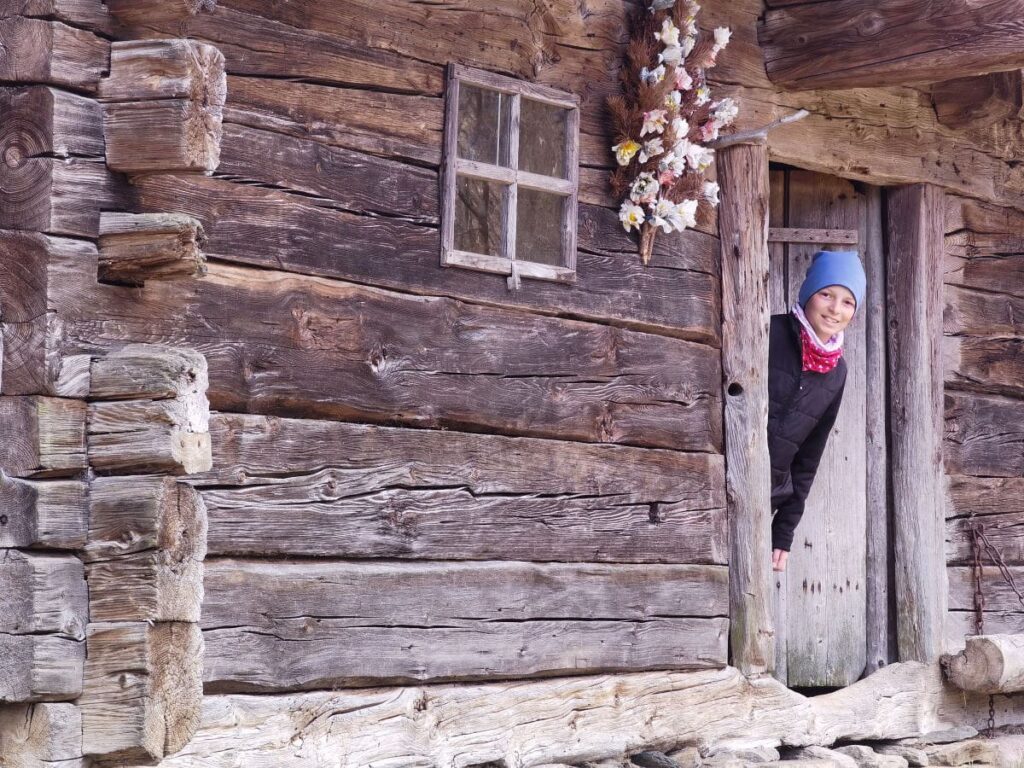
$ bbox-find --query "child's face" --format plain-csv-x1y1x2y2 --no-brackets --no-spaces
804,285,856,342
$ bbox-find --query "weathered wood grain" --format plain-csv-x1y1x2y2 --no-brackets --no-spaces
0,473,87,549
0,86,104,159
944,284,1024,338
944,252,1024,297
944,335,1024,398
947,475,1024,520
950,566,1024,613
0,397,85,478
0,551,86,638
53,258,722,451
202,560,728,630
104,100,223,174
106,0,215,26
887,183,947,663
717,143,773,677
203,484,726,564
100,40,226,106
0,156,122,238
933,71,1023,131
134,156,721,343
945,391,1024,477
0,634,83,703
0,0,113,32
116,661,998,768
90,344,209,402
87,399,212,476
86,477,206,622
759,0,1024,90
0,17,108,93
204,617,728,693
82,622,203,761
948,511,1024,565
0,232,95,396
98,213,207,286
943,635,1024,694
0,702,84,767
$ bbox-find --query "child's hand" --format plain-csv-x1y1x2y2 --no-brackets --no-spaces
772,549,789,572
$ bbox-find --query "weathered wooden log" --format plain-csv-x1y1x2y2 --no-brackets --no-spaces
81,622,203,762
0,17,108,92
130,166,722,345
0,473,87,549
947,475,1024,519
100,39,226,105
759,0,1024,90
950,566,1024,613
0,86,104,159
205,617,728,693
887,183,948,663
945,284,1024,337
124,661,992,768
98,214,207,286
201,559,727,688
944,336,1024,399
933,71,1023,130
104,100,223,174
0,551,87,638
90,343,209,402
717,142,774,676
195,412,725,561
0,156,118,238
0,396,86,478
945,391,1024,477
106,0,216,26
53,257,723,451
0,634,84,703
86,477,206,622
101,40,225,173
87,399,211,475
0,702,84,767
0,232,94,396
943,635,1024,693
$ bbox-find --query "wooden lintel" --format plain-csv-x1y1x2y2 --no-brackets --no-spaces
759,0,1024,90
768,227,859,245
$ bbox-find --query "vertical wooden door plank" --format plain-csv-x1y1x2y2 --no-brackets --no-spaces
768,167,790,684
863,184,892,675
719,143,775,676
784,171,868,687
886,183,948,662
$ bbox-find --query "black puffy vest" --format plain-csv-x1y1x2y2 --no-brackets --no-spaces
768,313,847,551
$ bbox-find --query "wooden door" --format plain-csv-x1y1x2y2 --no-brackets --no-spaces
769,169,874,687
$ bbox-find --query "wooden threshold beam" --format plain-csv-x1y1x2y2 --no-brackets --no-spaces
759,0,1024,90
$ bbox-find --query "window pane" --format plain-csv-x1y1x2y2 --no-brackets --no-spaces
457,85,512,167
455,175,507,257
519,99,568,178
516,188,566,266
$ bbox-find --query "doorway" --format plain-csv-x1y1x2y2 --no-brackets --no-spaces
768,167,889,687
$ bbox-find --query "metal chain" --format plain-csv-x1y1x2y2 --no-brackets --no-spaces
969,519,1007,736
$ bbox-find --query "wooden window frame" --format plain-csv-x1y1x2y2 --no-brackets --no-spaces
441,64,581,286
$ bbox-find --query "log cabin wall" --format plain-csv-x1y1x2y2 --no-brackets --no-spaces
944,195,1024,648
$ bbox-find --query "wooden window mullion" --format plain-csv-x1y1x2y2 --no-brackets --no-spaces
504,92,521,289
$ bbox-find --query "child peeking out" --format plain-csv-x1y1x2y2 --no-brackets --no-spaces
769,250,866,573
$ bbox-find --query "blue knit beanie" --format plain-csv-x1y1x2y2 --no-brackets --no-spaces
798,250,866,310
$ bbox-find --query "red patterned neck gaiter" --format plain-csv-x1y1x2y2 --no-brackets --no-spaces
800,326,843,373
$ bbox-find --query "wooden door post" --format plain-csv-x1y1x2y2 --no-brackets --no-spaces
718,141,775,675
886,183,948,662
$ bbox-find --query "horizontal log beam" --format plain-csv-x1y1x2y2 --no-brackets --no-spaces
0,473,87,549
945,391,1024,477
0,550,86,638
98,213,207,286
89,343,208,402
0,702,83,766
947,475,1024,520
0,634,83,703
104,100,222,174
767,227,858,244
87,399,212,475
943,634,1024,693
100,39,226,105
52,257,722,450
0,85,104,159
105,0,216,26
0,17,108,93
204,617,728,693
0,396,86,478
82,622,203,761
759,0,1024,90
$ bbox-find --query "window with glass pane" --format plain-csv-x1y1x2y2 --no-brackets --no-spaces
442,65,579,285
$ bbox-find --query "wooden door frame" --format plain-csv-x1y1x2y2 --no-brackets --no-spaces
720,158,948,677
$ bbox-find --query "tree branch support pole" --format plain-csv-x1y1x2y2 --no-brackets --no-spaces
718,140,775,676
886,183,948,662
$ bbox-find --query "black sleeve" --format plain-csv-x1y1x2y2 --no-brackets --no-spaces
771,380,845,552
